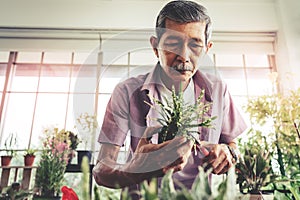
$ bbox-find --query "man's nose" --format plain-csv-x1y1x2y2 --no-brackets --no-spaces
176,44,191,62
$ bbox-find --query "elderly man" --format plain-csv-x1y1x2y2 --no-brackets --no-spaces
93,0,247,199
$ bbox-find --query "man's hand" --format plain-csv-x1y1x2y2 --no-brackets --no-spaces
93,126,194,188
127,126,194,175
200,143,236,175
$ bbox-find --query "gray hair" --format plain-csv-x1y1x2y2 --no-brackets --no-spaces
155,0,212,45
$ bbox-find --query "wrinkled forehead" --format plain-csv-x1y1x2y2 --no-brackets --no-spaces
159,19,207,41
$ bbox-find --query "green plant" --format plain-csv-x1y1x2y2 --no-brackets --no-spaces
81,156,90,200
120,166,238,200
24,148,36,156
245,88,300,198
236,145,274,194
35,127,71,197
145,87,216,146
3,133,17,157
0,182,33,200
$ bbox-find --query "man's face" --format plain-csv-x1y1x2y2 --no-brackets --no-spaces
152,19,212,83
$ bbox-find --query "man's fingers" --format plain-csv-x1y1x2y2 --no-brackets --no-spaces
162,136,192,151
144,126,162,139
138,126,162,147
199,146,210,156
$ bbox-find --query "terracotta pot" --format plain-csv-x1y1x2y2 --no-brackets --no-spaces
1,155,12,166
24,155,35,166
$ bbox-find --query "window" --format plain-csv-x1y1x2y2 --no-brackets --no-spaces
0,36,276,158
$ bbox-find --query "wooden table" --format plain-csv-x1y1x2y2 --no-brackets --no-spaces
0,166,37,192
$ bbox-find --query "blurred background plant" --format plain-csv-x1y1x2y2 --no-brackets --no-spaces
236,141,274,195
0,182,33,200
89,166,238,200
76,112,98,151
242,87,300,199
3,133,17,157
35,127,72,197
62,130,80,151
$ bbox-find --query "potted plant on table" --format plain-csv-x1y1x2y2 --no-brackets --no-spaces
1,133,17,166
24,148,36,166
236,143,275,200
34,127,72,199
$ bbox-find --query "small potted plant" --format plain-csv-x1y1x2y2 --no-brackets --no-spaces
34,127,71,198
1,133,17,166
24,148,36,166
236,145,275,200
145,87,216,147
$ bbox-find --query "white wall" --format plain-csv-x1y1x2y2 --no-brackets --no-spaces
0,0,278,52
275,0,300,92
0,0,277,31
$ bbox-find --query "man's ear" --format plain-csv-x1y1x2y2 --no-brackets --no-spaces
205,41,213,53
150,36,159,58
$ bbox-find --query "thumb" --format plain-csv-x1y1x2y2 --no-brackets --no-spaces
137,126,162,147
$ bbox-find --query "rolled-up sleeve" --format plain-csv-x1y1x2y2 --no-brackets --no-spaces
219,85,248,143
98,83,130,146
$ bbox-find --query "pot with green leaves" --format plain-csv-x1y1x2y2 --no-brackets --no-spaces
145,87,216,145
24,148,36,166
236,146,275,199
1,133,17,166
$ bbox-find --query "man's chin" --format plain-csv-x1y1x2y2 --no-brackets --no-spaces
171,72,193,81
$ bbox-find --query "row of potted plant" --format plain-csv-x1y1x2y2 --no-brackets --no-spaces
236,87,300,199
0,133,35,167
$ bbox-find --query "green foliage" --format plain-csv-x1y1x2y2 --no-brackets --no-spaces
146,87,216,144
35,149,67,196
140,179,159,200
245,89,300,178
3,133,17,156
93,185,100,200
120,166,238,200
236,146,273,194
24,148,36,156
81,156,90,200
190,167,213,200
0,183,33,200
244,88,300,198
35,127,71,196
160,170,176,200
